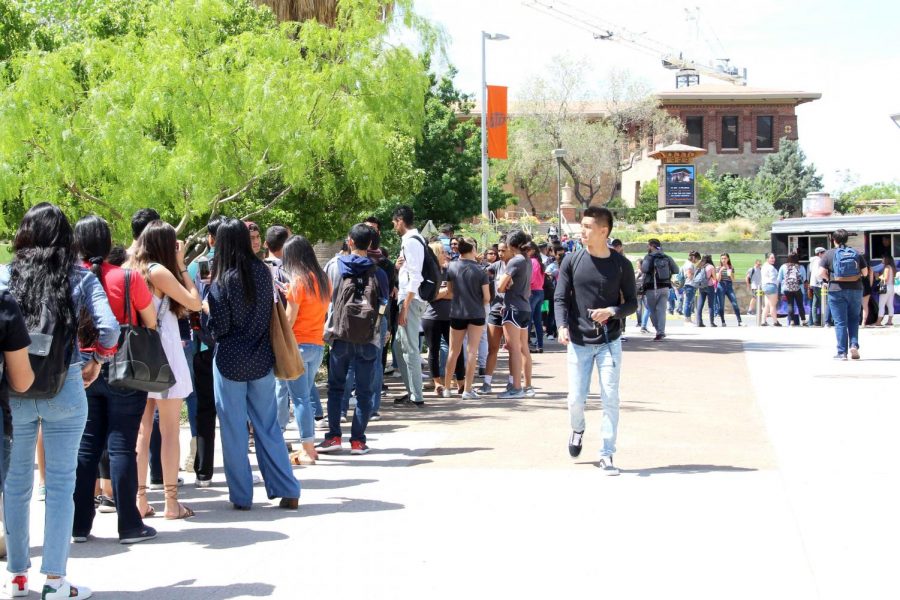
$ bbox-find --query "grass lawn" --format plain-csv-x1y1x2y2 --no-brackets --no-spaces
653,252,763,276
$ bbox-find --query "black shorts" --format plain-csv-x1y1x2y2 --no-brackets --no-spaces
501,307,531,329
450,318,486,330
488,306,504,328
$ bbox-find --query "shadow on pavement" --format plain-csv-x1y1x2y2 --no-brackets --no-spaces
91,580,275,599
301,478,378,490
623,464,759,477
192,498,403,522
622,338,814,354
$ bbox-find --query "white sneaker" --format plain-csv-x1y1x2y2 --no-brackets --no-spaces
195,478,212,488
42,579,92,600
441,388,451,398
4,573,28,598
598,455,620,476
461,390,480,400
252,474,262,485
524,386,536,398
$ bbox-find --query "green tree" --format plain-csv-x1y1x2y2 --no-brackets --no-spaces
753,138,822,215
699,169,754,222
835,181,900,214
388,66,511,229
512,58,684,209
629,179,659,223
0,0,434,244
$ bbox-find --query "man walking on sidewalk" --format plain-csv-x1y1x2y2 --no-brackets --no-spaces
819,229,868,360
391,206,427,407
554,207,637,475
639,239,678,341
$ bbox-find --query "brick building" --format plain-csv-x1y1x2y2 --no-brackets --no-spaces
621,83,821,207
469,82,821,217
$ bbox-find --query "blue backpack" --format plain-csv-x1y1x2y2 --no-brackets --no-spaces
833,247,860,280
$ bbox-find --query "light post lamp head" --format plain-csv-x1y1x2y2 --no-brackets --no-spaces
892,113,900,129
484,32,510,41
552,148,567,162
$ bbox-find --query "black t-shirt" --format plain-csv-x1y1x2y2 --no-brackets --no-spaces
0,290,32,434
820,247,869,293
553,249,638,345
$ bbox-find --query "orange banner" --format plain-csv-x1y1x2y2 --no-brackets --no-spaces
487,85,508,160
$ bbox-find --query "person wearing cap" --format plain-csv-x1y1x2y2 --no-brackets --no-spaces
808,246,828,326
639,239,679,341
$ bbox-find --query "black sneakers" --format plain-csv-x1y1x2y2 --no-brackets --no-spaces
568,431,584,457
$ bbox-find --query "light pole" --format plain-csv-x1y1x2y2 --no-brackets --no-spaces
552,148,567,238
481,31,509,223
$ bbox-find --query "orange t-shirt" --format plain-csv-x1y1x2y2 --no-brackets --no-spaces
286,277,330,345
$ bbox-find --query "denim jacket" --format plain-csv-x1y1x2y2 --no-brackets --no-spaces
0,265,120,364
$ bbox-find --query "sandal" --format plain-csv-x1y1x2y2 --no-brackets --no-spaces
163,484,194,520
435,384,445,397
290,450,316,466
137,485,156,518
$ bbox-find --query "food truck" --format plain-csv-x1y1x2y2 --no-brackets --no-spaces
770,213,900,318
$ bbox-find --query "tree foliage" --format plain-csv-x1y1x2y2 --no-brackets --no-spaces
0,0,435,245
511,57,684,209
835,181,900,214
699,167,753,222
752,138,822,216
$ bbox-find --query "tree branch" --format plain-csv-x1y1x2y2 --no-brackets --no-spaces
212,164,282,208
239,185,293,222
65,182,125,220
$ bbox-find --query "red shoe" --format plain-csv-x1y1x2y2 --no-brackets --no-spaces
350,440,370,455
315,437,342,453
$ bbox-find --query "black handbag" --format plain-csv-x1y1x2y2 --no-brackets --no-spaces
107,269,176,393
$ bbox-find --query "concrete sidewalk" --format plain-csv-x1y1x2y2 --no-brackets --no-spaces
6,320,898,599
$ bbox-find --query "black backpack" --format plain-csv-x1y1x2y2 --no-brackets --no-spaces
23,298,78,399
329,265,381,344
409,236,441,302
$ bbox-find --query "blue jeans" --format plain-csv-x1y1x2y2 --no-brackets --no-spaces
213,364,300,507
285,344,325,443
4,363,87,576
73,371,148,538
371,316,389,415
395,299,426,403
327,340,376,443
275,377,292,431
682,286,697,319
529,290,545,349
716,280,742,321
697,288,717,324
641,295,652,328
183,342,197,437
567,340,623,457
341,365,355,416
667,288,677,313
828,288,862,355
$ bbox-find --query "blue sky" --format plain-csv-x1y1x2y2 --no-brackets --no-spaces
414,0,900,192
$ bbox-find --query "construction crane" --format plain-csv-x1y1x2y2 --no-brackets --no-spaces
523,0,748,87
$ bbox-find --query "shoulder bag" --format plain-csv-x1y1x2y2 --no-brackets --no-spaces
108,269,177,392
271,282,304,380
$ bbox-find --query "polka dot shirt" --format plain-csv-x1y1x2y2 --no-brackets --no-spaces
207,260,275,381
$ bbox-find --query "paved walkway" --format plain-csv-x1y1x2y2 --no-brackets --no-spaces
7,317,899,599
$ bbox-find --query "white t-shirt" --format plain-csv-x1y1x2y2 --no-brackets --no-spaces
746,265,762,289
761,263,778,286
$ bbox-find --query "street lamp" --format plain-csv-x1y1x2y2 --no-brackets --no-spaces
481,31,510,223
892,113,900,129
552,148,567,237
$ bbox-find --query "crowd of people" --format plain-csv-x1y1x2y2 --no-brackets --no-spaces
0,202,636,599
1,197,888,598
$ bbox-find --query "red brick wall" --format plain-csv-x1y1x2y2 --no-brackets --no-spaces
664,103,800,153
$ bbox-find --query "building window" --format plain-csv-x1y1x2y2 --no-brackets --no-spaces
721,116,739,149
686,116,703,148
756,116,774,149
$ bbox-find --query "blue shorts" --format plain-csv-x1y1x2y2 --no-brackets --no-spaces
763,283,778,295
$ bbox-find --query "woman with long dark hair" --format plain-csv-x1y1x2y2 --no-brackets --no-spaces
496,230,534,398
127,220,200,520
72,215,158,545
715,253,743,326
444,237,490,399
695,254,718,327
1,202,119,600
877,255,895,326
282,235,331,465
204,218,299,510
424,242,465,397
525,242,546,353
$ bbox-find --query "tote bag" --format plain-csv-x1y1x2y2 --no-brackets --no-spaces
270,289,304,380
